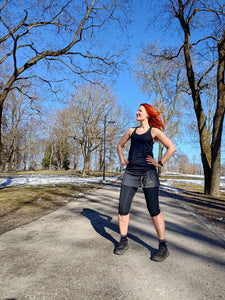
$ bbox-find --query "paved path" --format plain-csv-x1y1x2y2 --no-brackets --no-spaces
0,181,225,300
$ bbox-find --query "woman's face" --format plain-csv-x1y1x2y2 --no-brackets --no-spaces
136,105,149,122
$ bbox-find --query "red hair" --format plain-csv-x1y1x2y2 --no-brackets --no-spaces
140,103,165,130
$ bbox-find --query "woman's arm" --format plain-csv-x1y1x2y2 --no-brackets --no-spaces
146,127,176,167
117,128,133,166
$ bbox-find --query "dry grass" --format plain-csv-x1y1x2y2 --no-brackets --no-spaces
0,174,224,236
0,183,102,234
162,181,225,233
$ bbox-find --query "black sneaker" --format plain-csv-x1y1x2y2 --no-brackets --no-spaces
151,244,169,262
114,238,129,255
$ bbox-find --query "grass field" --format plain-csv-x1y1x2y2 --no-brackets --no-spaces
0,171,224,236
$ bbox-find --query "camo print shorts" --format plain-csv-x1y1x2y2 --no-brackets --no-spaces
122,169,159,188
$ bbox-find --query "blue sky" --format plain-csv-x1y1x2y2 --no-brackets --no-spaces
114,1,158,112
111,2,202,163
113,0,179,112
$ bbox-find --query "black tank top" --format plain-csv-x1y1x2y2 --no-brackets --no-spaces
126,127,155,174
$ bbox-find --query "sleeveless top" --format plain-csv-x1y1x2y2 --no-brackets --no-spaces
126,127,156,174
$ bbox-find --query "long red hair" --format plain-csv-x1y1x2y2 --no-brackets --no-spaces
140,103,165,130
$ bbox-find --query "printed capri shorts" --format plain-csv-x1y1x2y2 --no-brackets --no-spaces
118,170,160,217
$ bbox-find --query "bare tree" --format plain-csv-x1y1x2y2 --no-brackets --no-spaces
68,84,132,175
149,0,225,195
164,0,225,196
52,109,72,170
70,84,115,175
17,116,43,171
1,92,26,170
1,92,42,171
41,108,74,170
0,0,130,152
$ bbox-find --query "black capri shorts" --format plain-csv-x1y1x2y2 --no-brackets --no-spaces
118,170,160,217
118,185,160,217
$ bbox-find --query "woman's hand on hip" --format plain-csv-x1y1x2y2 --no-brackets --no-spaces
120,159,129,166
146,155,159,167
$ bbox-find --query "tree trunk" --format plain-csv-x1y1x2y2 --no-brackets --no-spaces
20,150,26,171
3,144,15,171
181,18,212,194
19,159,23,171
176,0,225,195
98,139,103,172
26,152,30,171
83,152,91,175
83,159,90,175
210,32,225,196
49,144,54,171
73,156,79,170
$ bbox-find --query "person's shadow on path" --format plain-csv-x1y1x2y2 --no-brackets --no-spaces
81,208,157,258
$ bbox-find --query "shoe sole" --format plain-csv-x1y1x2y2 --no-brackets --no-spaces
151,250,169,262
114,244,129,255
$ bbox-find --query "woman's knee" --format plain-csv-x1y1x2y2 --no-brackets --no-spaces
118,206,130,215
149,209,161,217
118,213,129,220
143,186,160,217
118,185,137,215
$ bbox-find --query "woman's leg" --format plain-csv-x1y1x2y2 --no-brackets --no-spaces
118,185,137,234
143,186,165,239
151,212,165,240
114,185,137,255
118,214,130,236
143,186,169,262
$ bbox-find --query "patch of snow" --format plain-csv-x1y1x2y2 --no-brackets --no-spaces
0,174,119,188
0,173,224,192
161,173,225,192
215,217,224,221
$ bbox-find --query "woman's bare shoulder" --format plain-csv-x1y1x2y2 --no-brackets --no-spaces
130,127,136,132
151,127,161,136
126,127,136,136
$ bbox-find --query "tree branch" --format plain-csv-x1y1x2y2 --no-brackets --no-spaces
0,10,28,44
0,44,38,64
0,0,7,11
198,59,219,87
16,75,59,94
23,0,73,28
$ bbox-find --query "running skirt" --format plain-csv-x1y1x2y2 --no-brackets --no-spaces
121,169,159,188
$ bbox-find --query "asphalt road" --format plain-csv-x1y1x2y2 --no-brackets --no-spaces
0,180,225,300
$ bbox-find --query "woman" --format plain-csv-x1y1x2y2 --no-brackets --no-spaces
114,103,176,262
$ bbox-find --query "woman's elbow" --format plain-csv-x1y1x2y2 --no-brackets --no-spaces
117,143,121,151
168,143,176,155
171,144,176,154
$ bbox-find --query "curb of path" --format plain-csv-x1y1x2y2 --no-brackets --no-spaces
160,187,225,246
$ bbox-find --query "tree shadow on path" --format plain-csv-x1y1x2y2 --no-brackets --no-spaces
81,208,156,257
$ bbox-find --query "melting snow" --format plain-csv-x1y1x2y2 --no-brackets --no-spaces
0,173,224,192
0,174,118,188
